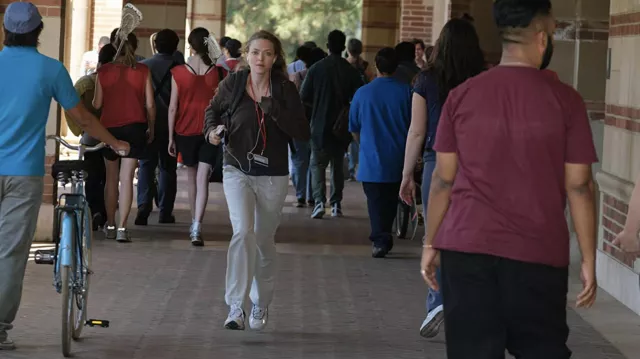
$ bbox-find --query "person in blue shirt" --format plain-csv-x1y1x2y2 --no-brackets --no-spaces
349,47,412,258
0,2,129,351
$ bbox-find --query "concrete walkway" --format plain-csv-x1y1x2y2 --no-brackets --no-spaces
6,170,638,358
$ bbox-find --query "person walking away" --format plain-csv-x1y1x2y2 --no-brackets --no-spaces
300,29,364,219
349,48,411,258
412,38,427,69
216,36,231,71
204,30,309,331
135,29,183,225
223,39,244,73
78,36,109,78
344,38,372,182
393,41,421,85
0,2,129,350
399,18,486,339
287,41,317,74
168,27,227,246
66,44,120,231
93,38,155,242
420,1,598,357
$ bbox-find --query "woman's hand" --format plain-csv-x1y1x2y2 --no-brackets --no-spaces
168,138,176,157
111,140,131,157
613,230,640,254
399,174,416,205
207,125,225,145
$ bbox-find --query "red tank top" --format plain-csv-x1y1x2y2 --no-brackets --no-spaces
171,64,225,136
97,63,148,128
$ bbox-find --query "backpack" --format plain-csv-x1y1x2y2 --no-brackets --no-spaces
329,64,353,148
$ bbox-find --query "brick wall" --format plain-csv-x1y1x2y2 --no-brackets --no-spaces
91,0,122,49
399,0,433,44
601,194,637,268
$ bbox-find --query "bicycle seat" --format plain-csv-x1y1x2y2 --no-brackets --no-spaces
51,160,86,179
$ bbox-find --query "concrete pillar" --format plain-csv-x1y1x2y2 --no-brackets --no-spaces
91,0,123,54
361,0,401,62
186,0,226,54
399,0,434,44
596,0,640,315
129,0,187,58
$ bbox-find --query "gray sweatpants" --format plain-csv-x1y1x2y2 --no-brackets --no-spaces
0,176,44,339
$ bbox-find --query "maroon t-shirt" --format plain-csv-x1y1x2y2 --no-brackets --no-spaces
433,66,598,268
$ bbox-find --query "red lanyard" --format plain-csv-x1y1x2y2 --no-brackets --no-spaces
248,77,268,154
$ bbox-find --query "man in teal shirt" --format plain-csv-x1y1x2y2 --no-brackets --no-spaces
0,2,129,350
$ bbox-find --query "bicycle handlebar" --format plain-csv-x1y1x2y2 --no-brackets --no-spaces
46,135,105,152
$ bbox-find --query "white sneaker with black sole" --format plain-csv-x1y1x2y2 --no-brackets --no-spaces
311,202,325,219
224,305,245,330
419,304,444,338
249,305,268,331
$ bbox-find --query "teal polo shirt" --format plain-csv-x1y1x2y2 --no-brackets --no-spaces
0,46,79,176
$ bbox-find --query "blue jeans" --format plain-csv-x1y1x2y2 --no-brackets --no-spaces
137,139,177,216
348,141,359,177
290,139,312,201
422,159,443,312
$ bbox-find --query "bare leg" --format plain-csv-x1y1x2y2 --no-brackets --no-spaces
117,158,138,228
186,166,197,221
195,163,211,224
104,158,120,226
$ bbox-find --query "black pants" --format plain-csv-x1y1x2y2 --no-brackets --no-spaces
362,182,400,249
83,150,106,218
441,250,571,359
137,137,177,217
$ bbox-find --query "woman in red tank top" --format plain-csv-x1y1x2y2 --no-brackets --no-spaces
168,27,226,246
93,34,155,243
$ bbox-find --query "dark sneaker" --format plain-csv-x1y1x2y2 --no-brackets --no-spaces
331,203,343,217
92,212,105,231
134,212,148,226
372,245,388,258
296,198,306,208
158,214,176,224
0,332,15,350
311,202,325,219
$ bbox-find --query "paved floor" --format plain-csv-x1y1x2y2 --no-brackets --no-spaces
5,171,632,358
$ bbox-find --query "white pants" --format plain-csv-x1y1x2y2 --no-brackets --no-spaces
222,166,289,308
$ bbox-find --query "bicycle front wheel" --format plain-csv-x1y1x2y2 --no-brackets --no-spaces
61,265,74,357
72,208,92,339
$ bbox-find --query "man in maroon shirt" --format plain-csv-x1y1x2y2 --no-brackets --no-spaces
420,1,598,358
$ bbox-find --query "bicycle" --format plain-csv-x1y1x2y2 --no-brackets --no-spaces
34,135,109,357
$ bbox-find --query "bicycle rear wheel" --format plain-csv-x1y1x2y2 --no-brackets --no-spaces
396,201,411,239
72,208,92,339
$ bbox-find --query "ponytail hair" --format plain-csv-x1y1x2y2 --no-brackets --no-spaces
113,35,137,67
188,27,213,66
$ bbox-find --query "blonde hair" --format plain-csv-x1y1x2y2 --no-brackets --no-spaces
114,38,137,68
244,30,287,74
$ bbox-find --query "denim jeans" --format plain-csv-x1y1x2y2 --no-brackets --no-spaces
290,139,312,201
310,146,345,205
421,159,442,312
137,139,177,216
348,141,359,177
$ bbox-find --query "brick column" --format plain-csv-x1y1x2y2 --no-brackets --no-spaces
129,0,187,58
361,0,402,62
186,0,226,45
596,0,640,315
91,0,123,52
399,0,434,44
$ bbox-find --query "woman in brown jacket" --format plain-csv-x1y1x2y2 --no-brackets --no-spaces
204,30,309,332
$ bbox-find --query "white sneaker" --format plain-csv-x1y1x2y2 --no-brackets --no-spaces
419,304,444,338
249,305,269,331
224,305,245,330
0,333,15,350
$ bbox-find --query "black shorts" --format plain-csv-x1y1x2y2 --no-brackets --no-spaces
102,123,148,161
175,134,219,167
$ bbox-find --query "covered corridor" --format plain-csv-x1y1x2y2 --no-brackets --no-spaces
5,171,639,358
